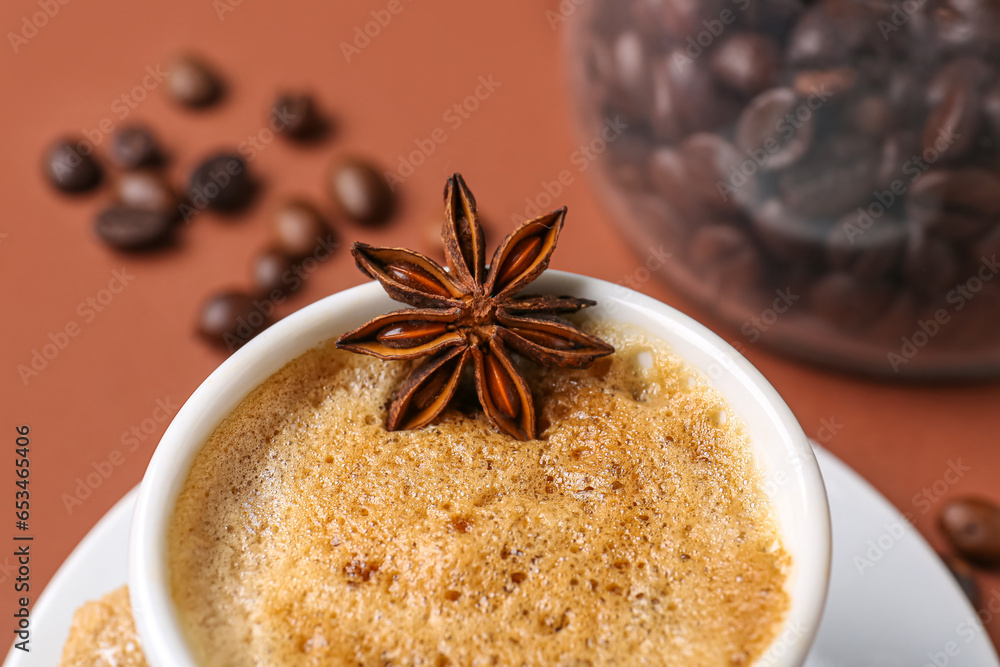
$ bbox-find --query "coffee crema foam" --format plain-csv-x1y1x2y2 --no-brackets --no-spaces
169,324,790,666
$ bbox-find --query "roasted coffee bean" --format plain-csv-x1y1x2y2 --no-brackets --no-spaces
736,88,814,171
688,224,761,294
828,215,907,280
649,0,724,40
910,169,1000,219
167,54,223,108
752,198,830,261
846,96,893,137
926,57,990,109
611,31,651,116
787,6,844,67
973,224,1000,260
253,247,299,297
187,153,253,212
94,205,175,250
44,139,102,193
983,84,1000,141
869,289,919,345
786,3,875,68
679,133,755,213
197,291,268,348
808,272,893,330
923,74,982,160
778,147,878,218
271,92,322,140
115,170,177,212
792,67,857,99
709,33,780,98
328,158,393,225
904,231,961,298
648,147,700,220
943,555,980,606
273,199,330,258
109,125,161,169
934,0,1000,53
650,51,739,140
940,497,1000,566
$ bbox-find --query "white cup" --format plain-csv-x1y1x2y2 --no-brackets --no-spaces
129,271,831,666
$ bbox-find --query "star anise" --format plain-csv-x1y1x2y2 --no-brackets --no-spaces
336,173,614,441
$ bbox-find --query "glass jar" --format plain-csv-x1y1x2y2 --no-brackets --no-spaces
567,0,1000,377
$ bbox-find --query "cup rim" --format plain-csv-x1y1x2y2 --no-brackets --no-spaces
129,270,831,666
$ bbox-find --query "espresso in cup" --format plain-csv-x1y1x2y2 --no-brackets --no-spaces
167,324,790,666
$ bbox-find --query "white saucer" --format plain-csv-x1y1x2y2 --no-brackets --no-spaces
7,447,998,666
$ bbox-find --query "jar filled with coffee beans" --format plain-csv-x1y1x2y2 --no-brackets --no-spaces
568,0,1000,376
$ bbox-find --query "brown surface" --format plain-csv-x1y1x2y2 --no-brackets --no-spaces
1,0,998,653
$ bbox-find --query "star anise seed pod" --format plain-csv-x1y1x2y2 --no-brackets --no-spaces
336,173,614,441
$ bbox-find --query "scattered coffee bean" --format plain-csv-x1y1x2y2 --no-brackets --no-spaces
109,125,161,169
709,33,780,98
939,497,1000,567
115,170,178,212
271,92,323,140
942,555,980,606
253,247,299,297
273,199,329,258
197,291,268,348
44,139,102,193
94,205,175,251
736,88,814,171
187,153,253,212
328,157,394,225
167,54,223,108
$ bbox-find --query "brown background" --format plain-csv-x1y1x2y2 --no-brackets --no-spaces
1,0,999,652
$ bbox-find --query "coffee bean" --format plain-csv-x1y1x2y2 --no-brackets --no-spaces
328,158,393,225
109,125,162,169
982,84,1000,141
253,248,299,297
271,92,322,140
910,169,1000,219
688,224,761,294
846,96,893,137
943,555,980,606
753,198,830,261
648,147,701,220
926,57,990,109
973,224,1000,260
197,291,268,348
904,231,961,298
808,272,893,330
167,54,223,108
44,139,102,193
115,170,177,212
792,67,857,99
710,33,780,98
786,3,875,68
649,0,724,40
940,497,1000,566
94,205,175,250
736,88,814,171
680,133,755,213
828,215,907,279
923,74,981,160
187,153,253,212
273,200,330,258
778,146,878,218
